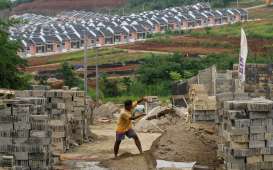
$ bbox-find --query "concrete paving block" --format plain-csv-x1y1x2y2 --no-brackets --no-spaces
247,155,263,164
247,102,273,112
226,158,246,170
30,130,49,138
249,140,265,149
234,119,250,128
263,155,273,161
14,152,28,160
230,127,249,135
261,147,273,155
251,119,267,127
249,112,267,119
0,124,13,131
0,137,12,145
250,126,266,134
258,161,273,169
250,133,265,141
230,135,249,143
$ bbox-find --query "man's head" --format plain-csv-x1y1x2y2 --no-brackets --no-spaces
124,100,133,111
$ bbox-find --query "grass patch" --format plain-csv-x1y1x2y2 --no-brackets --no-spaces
248,6,273,20
189,20,273,39
228,0,264,8
46,48,125,64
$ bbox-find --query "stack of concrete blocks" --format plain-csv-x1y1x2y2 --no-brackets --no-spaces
218,98,273,170
145,96,161,113
233,64,273,99
216,70,244,94
46,90,72,153
188,84,216,122
64,90,88,145
197,65,216,96
15,87,91,154
0,97,52,170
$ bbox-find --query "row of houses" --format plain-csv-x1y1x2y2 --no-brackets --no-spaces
10,3,248,57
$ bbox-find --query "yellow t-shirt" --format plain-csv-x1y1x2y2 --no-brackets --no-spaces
116,101,138,133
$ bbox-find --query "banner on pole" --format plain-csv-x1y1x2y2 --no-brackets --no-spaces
238,28,248,82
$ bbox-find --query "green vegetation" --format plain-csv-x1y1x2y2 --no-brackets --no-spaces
248,6,273,20
100,51,273,102
46,48,124,64
59,62,81,88
189,21,273,39
228,0,264,8
0,0,11,10
0,0,31,89
112,0,239,15
41,48,147,66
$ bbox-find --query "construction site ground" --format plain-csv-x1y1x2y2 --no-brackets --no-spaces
58,115,222,170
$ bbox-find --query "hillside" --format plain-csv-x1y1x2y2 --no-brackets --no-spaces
12,0,241,15
12,0,126,15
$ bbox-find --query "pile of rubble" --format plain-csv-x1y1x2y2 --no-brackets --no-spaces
218,98,273,170
94,102,120,119
188,84,216,122
0,97,52,169
134,106,181,133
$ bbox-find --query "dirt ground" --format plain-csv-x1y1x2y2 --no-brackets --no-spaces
58,114,222,170
151,118,221,169
60,122,161,169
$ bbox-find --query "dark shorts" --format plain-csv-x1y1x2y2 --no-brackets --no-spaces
116,129,137,141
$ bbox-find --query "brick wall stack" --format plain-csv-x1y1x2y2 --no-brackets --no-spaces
218,98,273,170
15,86,92,154
145,96,161,113
233,64,273,99
0,97,52,169
189,84,216,122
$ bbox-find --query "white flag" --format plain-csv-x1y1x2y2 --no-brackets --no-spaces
238,28,248,82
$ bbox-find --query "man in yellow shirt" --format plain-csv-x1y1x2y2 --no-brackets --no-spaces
114,98,146,157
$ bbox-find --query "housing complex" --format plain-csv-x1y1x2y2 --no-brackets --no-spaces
9,3,248,57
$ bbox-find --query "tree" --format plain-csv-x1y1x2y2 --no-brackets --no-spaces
0,0,31,89
137,54,181,84
59,62,80,88
0,0,11,10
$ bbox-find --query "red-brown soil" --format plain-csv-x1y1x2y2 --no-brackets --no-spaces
12,0,126,14
119,36,273,56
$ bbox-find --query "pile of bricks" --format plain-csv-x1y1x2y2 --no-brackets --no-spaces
188,84,216,122
0,97,52,169
233,64,273,98
15,86,92,154
145,96,161,113
218,98,273,170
